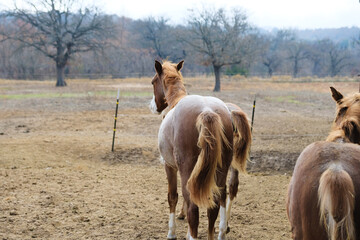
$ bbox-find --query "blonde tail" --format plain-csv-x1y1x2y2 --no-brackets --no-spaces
187,111,230,208
318,163,355,240
230,110,252,173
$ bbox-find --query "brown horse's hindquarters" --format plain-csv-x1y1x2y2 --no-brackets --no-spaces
288,142,360,240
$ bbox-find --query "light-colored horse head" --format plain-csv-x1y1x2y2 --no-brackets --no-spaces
150,60,185,114
327,87,360,144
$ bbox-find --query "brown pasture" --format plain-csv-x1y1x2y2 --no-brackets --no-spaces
0,77,358,239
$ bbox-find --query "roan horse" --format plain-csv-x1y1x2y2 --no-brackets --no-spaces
287,87,360,240
149,60,251,240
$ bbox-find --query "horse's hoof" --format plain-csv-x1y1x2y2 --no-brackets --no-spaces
226,226,230,234
167,229,176,239
177,213,185,220
167,234,176,240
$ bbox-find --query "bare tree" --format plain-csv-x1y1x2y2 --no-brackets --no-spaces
308,40,329,77
0,0,114,86
185,7,250,91
328,44,350,77
261,38,281,77
317,39,350,77
132,16,186,63
353,32,360,48
287,41,309,78
260,30,294,77
137,16,169,59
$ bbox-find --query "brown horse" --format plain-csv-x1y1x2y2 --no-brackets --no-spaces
150,60,251,240
287,87,360,240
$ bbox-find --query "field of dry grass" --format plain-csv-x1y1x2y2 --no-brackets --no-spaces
0,76,358,239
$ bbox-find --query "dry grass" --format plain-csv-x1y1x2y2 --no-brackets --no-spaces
0,77,358,239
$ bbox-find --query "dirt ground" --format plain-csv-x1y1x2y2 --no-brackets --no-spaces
0,77,358,239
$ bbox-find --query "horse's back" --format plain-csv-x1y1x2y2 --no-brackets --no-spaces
176,95,230,117
288,141,360,239
292,141,360,184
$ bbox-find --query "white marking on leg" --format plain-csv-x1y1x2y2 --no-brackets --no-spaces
187,229,197,240
167,213,176,239
149,95,159,114
218,206,227,240
159,155,165,165
226,196,233,225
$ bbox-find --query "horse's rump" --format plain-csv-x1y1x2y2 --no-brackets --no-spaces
288,142,360,239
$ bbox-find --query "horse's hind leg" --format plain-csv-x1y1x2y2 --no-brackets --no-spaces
165,165,178,239
207,185,227,240
180,177,199,240
208,166,228,240
218,183,228,240
177,199,187,219
207,201,220,240
186,201,199,240
226,167,239,233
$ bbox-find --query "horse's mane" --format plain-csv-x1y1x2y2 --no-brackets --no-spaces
162,61,187,109
327,92,360,143
339,92,360,110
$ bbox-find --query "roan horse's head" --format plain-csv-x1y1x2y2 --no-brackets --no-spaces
150,60,185,114
327,87,360,144
150,72,168,114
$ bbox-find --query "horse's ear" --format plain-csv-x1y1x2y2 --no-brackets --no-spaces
330,87,343,103
176,60,184,71
155,60,162,76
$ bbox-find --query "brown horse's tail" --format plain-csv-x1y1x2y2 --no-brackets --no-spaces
230,110,252,173
187,110,230,208
318,163,355,240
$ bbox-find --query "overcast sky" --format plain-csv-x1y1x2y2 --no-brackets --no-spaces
1,0,359,29
101,0,360,29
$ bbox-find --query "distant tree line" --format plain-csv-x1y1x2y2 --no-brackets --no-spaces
0,0,359,90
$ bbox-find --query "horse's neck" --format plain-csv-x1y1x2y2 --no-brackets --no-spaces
165,83,187,109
